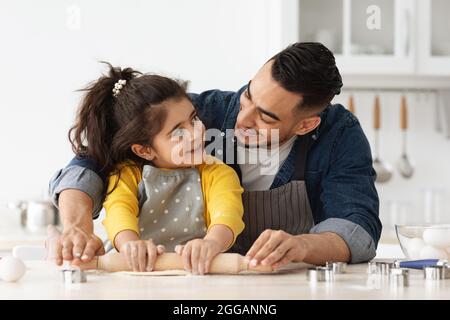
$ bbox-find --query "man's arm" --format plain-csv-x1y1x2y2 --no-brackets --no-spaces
49,157,106,217
309,113,381,263
48,158,106,265
48,189,105,266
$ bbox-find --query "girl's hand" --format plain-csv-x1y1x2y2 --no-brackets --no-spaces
120,240,165,272
175,238,222,275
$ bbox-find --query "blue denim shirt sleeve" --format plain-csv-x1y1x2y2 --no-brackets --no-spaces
310,115,382,263
48,158,105,218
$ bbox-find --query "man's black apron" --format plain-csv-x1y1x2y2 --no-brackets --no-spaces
219,133,315,255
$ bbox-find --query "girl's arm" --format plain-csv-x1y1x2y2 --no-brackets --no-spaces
204,224,234,252
177,158,245,274
102,164,142,249
203,158,245,249
114,230,141,249
103,166,164,272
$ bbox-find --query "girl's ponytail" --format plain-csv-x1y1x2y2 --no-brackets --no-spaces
68,62,141,178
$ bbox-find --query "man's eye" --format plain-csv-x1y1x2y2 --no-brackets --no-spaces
261,116,274,124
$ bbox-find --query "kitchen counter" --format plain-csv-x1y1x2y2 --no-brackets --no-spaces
0,228,46,255
1,260,449,300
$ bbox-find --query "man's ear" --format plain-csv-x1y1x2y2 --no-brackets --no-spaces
131,144,156,161
294,116,321,136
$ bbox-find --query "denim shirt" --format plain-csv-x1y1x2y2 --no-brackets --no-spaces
49,86,381,263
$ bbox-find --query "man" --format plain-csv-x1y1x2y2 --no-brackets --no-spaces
49,42,381,270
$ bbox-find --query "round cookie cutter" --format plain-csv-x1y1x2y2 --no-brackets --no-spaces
307,266,334,282
424,265,449,280
368,261,394,275
325,261,347,274
61,269,87,284
389,267,409,287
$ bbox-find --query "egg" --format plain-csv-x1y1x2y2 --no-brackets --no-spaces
419,246,448,260
406,237,425,259
0,256,26,282
422,228,450,248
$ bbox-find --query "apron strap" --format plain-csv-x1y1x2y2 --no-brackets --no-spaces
292,133,313,181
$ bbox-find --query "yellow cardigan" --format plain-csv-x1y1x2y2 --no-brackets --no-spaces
102,156,245,249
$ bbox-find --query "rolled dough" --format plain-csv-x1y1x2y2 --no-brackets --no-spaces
113,270,190,276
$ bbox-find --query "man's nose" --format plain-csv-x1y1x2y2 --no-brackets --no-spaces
239,106,257,128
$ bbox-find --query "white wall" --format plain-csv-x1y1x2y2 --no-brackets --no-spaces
1,0,449,233
0,0,273,225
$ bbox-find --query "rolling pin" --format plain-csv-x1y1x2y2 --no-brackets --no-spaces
78,252,274,274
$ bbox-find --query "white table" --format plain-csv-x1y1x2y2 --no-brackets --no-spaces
1,260,449,300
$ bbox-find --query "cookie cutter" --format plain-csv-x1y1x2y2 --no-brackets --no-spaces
325,261,347,274
307,266,334,282
423,265,450,280
369,262,394,276
367,261,378,274
389,268,409,287
61,269,87,284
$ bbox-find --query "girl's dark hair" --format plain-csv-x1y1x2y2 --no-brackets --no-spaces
69,62,189,186
270,42,343,111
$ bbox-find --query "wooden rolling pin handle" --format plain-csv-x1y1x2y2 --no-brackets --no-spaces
400,95,408,130
348,94,355,114
374,95,381,130
79,252,273,274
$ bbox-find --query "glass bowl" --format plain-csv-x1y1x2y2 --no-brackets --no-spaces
395,224,450,260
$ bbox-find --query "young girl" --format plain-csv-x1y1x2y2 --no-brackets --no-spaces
69,63,244,275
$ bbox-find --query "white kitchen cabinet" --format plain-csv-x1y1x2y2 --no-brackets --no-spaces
269,0,416,75
417,0,450,75
338,0,416,75
268,0,450,77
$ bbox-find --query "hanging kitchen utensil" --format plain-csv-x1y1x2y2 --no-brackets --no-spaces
397,94,414,178
372,94,393,183
348,94,355,114
439,90,450,139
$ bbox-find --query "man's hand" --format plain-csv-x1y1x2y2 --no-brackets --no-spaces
246,229,351,269
46,189,105,266
245,229,307,270
46,224,105,266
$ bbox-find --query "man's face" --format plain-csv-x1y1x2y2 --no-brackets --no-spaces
234,60,320,148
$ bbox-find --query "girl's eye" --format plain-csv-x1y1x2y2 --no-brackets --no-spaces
172,128,187,138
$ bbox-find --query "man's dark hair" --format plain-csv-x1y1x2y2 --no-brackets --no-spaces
270,42,343,111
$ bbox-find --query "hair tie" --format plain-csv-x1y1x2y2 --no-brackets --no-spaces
112,79,127,97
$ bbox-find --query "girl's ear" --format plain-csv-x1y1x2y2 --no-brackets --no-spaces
131,144,156,161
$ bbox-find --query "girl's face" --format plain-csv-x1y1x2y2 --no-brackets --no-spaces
133,97,206,169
